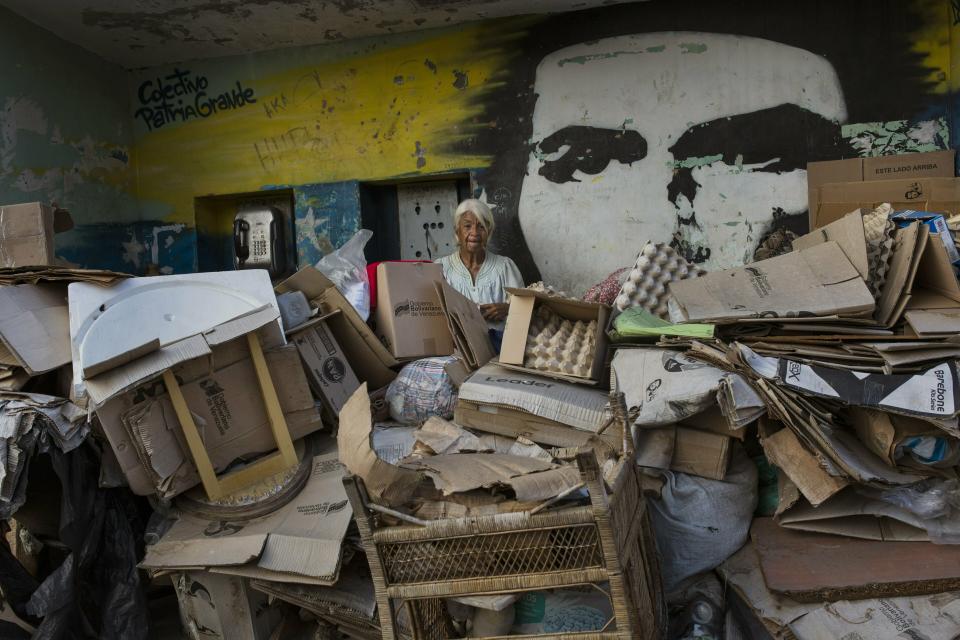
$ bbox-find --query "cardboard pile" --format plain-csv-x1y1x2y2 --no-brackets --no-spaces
9,154,960,639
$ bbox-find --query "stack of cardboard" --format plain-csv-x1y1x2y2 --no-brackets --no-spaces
625,158,960,636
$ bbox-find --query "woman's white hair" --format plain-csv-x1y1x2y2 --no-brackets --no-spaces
454,198,495,239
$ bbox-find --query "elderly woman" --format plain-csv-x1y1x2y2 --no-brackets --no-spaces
436,199,524,341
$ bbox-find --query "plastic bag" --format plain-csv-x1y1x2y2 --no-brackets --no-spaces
648,444,757,591
315,229,373,320
386,357,458,425
25,443,149,640
876,478,960,520
511,586,612,635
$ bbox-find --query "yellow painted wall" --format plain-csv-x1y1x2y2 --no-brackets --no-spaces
130,22,515,226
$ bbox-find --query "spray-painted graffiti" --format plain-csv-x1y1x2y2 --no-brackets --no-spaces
121,2,954,282
134,68,258,131
471,2,951,294
516,33,850,293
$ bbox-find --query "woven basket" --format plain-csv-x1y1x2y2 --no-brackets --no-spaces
343,451,667,639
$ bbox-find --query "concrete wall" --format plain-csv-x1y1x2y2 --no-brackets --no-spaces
4,1,958,287
0,6,139,271
127,0,958,292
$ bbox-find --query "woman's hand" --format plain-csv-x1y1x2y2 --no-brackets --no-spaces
480,302,510,321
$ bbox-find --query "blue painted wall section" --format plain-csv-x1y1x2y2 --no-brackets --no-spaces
0,7,146,271
293,181,361,267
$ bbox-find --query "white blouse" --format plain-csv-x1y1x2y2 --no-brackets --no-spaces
435,251,524,329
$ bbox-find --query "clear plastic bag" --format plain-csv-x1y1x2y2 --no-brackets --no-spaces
876,478,960,520
315,229,373,320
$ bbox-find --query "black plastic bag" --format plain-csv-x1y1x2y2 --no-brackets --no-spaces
23,442,149,640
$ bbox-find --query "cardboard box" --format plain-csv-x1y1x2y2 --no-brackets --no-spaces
456,363,611,440
669,241,875,323
171,571,282,640
814,176,960,229
807,150,955,229
374,262,454,359
276,266,398,389
143,449,351,586
500,288,609,385
0,283,70,375
0,202,74,268
96,341,322,498
289,313,360,415
636,426,731,480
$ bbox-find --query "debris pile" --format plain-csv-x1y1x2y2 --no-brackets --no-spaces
4,150,960,640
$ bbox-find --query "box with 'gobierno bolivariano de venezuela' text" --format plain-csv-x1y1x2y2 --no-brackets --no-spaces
374,262,454,359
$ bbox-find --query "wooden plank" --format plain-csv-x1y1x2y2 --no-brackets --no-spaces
163,333,298,501
163,369,222,499
751,517,960,602
247,332,297,467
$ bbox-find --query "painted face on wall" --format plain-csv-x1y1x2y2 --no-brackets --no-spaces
518,32,847,294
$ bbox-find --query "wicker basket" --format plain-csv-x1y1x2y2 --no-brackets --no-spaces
343,451,666,639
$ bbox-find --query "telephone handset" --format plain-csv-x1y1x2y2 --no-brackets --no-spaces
233,207,285,277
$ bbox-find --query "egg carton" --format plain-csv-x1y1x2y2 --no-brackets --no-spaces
613,242,707,320
525,281,570,299
863,204,896,299
522,306,597,378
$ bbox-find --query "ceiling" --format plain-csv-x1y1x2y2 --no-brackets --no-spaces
1,0,632,69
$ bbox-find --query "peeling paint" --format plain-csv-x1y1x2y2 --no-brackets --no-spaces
414,141,427,168
670,154,723,169
557,50,645,66
150,223,186,265
841,117,949,156
679,42,708,54
121,233,146,269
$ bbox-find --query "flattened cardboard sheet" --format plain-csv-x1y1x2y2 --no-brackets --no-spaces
669,242,874,323
0,283,70,375
143,451,351,585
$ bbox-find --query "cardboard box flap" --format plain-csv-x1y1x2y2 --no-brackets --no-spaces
290,314,361,415
669,242,874,323
0,202,52,237
905,309,960,335
85,334,214,406
777,489,930,542
400,453,555,496
276,266,398,387
864,150,955,180
0,284,70,375
816,176,960,228
435,280,495,370
82,313,281,407
142,531,268,569
909,226,960,303
792,210,869,280
338,384,421,507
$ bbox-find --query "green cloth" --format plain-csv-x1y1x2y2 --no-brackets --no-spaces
611,307,714,341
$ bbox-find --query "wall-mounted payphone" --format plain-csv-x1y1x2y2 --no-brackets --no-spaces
233,207,286,277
